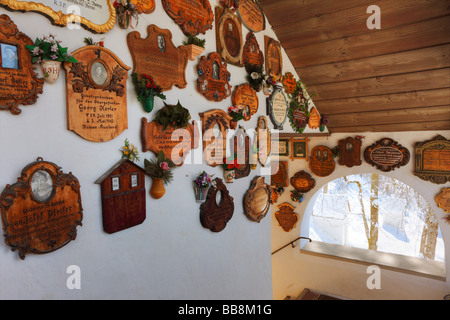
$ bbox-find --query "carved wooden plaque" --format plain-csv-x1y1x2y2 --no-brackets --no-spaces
200,109,233,167
232,83,258,121
290,170,315,193
216,6,243,67
235,0,265,33
95,159,146,234
128,25,188,91
200,178,234,232
436,188,450,213
290,108,309,133
64,45,129,142
267,86,288,129
364,138,410,172
309,146,336,177
256,116,271,166
414,135,450,184
0,0,116,33
0,15,43,115
161,0,213,35
141,118,199,166
0,158,83,259
265,36,282,80
232,126,251,179
271,160,288,188
338,137,362,167
131,0,156,13
308,107,321,129
243,32,264,72
243,176,271,222
275,202,298,232
282,72,296,95
197,52,232,102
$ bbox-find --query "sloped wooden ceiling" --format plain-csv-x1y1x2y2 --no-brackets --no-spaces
259,0,450,133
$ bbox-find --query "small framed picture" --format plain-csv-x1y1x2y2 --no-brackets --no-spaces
90,60,108,86
291,138,309,160
1,43,18,69
111,176,120,191
131,174,138,188
273,138,289,156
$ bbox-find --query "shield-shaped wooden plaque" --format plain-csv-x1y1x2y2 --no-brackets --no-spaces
275,202,298,232
243,176,271,222
0,158,83,259
364,138,410,172
290,170,315,193
308,107,321,129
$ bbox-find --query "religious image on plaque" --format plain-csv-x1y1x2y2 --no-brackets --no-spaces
197,52,232,102
309,146,336,177
0,157,83,259
235,0,265,33
338,137,362,168
95,159,146,234
161,0,213,36
256,116,271,166
267,85,288,130
264,36,282,81
128,24,188,91
0,15,43,115
290,138,308,160
200,109,233,167
364,138,410,172
64,45,130,142
215,6,243,67
275,202,298,232
436,188,450,214
232,83,258,121
200,178,234,232
0,0,116,33
414,135,450,184
290,170,315,193
243,176,271,223
243,32,264,73
231,126,251,179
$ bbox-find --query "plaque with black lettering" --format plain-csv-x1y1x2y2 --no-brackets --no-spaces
414,135,450,184
364,138,410,172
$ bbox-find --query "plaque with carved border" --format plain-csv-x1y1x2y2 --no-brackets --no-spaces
414,135,450,184
309,145,335,177
364,138,410,172
243,176,271,222
265,36,282,81
197,52,232,102
338,137,362,168
200,178,234,232
275,202,298,232
243,32,264,72
290,170,315,193
216,6,243,67
232,83,258,121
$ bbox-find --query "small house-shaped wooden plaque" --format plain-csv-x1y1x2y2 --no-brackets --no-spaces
95,159,146,234
364,138,410,172
197,52,232,102
200,178,234,232
215,6,243,67
338,137,362,167
414,135,450,184
243,176,271,222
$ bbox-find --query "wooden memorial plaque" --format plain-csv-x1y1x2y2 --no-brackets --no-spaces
282,72,296,95
267,86,288,129
436,188,450,213
290,108,309,133
414,135,450,184
141,118,199,166
95,159,146,234
338,137,362,167
232,126,251,179
243,32,264,72
64,45,129,142
0,15,43,115
243,176,271,222
216,6,243,67
235,0,265,33
197,52,232,102
131,0,156,14
0,0,115,33
200,178,234,232
290,170,315,193
364,138,410,172
309,146,335,177
161,0,213,36
308,107,321,129
265,36,282,80
128,25,188,91
271,160,288,188
0,158,83,259
200,109,233,167
275,202,298,232
232,83,258,121
256,116,271,166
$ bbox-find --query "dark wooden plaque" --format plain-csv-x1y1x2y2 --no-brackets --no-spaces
364,138,410,172
256,116,271,166
216,6,243,67
141,118,199,166
271,160,288,188
0,158,83,259
338,137,362,167
436,188,450,213
243,176,271,222
275,202,298,232
290,170,315,193
64,45,130,142
0,14,43,115
282,72,296,95
127,25,188,91
309,146,336,177
197,52,232,102
243,32,264,72
235,0,265,33
161,0,214,35
232,83,258,121
199,109,233,167
131,0,156,13
95,159,146,234
290,108,309,133
265,36,282,80
308,107,321,129
232,126,251,179
414,135,450,184
267,86,288,129
200,178,234,232
290,138,309,160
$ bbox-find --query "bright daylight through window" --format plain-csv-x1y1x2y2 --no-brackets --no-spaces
310,174,445,263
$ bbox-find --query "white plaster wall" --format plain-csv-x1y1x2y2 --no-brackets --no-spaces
271,131,450,300
0,0,299,299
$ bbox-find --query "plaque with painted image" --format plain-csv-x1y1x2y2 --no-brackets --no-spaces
197,52,232,102
216,6,243,67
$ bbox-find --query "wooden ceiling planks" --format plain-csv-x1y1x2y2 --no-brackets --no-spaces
259,0,450,133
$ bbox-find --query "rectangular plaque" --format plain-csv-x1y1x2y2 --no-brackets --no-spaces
414,135,450,184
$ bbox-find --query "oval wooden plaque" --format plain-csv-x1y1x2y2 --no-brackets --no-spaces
290,170,315,193
235,0,265,33
161,0,214,35
243,176,271,222
267,86,288,130
216,6,244,66
364,138,410,172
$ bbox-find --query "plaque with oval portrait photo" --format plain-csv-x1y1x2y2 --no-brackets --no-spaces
216,6,243,67
309,146,336,177
197,52,232,102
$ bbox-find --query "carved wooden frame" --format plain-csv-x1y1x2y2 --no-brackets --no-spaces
232,83,258,121
414,135,450,184
275,202,298,232
161,0,213,35
267,85,288,130
243,176,271,222
0,14,43,115
215,6,243,67
197,52,232,102
290,138,309,160
338,137,362,167
364,138,410,172
200,178,234,232
232,126,251,179
264,36,282,80
290,170,315,193
256,116,271,166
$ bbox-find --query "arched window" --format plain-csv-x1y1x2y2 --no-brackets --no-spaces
302,173,445,276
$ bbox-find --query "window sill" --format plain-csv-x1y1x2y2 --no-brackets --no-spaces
300,241,446,281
